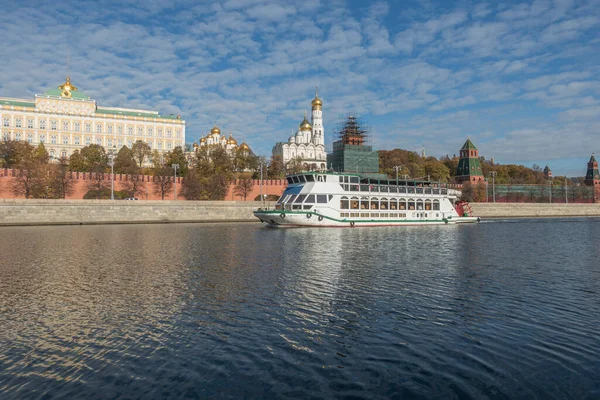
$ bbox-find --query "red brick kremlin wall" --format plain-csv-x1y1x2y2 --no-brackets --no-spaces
0,168,287,201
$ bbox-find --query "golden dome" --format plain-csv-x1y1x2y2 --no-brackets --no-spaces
240,142,250,151
227,133,238,145
311,88,322,108
299,114,312,131
193,141,198,148
211,126,221,135
200,137,206,143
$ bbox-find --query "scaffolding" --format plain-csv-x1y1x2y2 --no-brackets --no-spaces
328,114,378,174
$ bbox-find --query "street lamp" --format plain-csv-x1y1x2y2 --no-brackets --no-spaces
549,177,553,203
172,163,179,200
485,178,489,202
393,166,401,185
108,148,116,200
490,171,497,203
565,176,568,204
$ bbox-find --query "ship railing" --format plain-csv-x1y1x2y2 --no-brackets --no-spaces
341,184,449,195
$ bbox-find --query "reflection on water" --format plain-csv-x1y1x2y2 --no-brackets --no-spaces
1,220,599,399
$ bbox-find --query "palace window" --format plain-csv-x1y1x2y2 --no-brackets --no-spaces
61,150,67,158
50,150,55,159
167,142,172,150
147,141,152,149
28,119,34,129
107,125,113,134
63,121,69,131
51,120,57,130
74,136,80,145
176,129,181,138
107,139,113,148
157,129,162,137
85,137,91,145
3,117,9,127
74,122,80,132
2,133,9,140
40,120,46,130
39,134,46,143
118,139,123,147
85,123,91,132
158,142,162,149
27,134,33,143
167,129,172,138
62,136,69,144
117,126,123,135
16,118,22,128
96,124,102,133
51,135,57,144
138,127,143,136
127,140,133,147
147,128,153,136
96,137,102,146
15,133,22,141
127,126,133,135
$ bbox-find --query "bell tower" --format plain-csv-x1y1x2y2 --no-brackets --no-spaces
311,88,324,146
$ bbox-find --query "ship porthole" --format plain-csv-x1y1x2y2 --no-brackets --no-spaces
318,216,323,222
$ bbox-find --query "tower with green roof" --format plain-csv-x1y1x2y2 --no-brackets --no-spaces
455,138,484,183
584,153,600,202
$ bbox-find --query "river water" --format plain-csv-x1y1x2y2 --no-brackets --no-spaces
0,219,599,399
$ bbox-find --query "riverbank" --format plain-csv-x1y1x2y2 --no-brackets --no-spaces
0,199,599,226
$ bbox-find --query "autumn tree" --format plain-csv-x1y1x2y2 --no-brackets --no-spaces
152,164,174,200
48,156,75,199
113,146,136,174
164,146,188,177
11,142,46,198
131,140,151,168
233,178,254,200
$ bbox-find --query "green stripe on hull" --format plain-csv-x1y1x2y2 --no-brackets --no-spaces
254,210,448,224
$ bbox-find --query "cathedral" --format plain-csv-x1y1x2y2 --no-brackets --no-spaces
272,91,327,170
192,125,250,155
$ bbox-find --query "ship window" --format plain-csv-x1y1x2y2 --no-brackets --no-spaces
360,184,369,191
317,195,327,203
350,196,359,209
339,176,344,183
433,200,440,210
294,195,306,203
408,199,415,210
416,199,424,210
350,184,359,191
328,195,333,201
389,198,397,210
287,177,293,184
299,176,306,183
350,177,359,183
425,200,432,210
287,195,298,204
305,194,315,203
360,197,369,209
340,196,349,209
292,176,300,183
380,197,388,210
399,198,407,210
370,198,379,210
305,175,314,182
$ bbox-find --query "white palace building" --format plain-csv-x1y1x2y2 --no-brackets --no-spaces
272,91,327,170
0,77,186,159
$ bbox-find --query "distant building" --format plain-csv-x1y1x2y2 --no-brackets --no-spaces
327,115,379,174
272,91,327,170
0,77,185,160
543,164,552,178
192,125,250,155
455,139,484,183
584,153,600,203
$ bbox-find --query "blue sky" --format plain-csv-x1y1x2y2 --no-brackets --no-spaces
1,0,599,176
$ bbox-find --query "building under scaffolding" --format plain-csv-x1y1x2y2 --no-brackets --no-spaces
327,114,380,174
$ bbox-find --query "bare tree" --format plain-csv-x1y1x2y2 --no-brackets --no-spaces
48,157,75,199
233,178,254,200
153,165,174,200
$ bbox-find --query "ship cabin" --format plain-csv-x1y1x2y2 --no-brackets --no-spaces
277,173,453,217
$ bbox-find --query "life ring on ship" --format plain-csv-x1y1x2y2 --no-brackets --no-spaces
306,213,312,219
350,221,355,227
443,218,448,224
318,216,324,222
280,213,286,219
477,217,481,222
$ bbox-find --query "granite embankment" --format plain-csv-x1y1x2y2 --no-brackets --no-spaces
470,203,600,218
0,200,599,226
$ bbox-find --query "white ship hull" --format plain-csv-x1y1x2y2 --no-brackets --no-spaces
254,172,480,228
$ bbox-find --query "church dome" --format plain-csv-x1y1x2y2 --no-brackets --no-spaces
289,135,296,143
299,116,312,131
200,137,206,143
211,126,221,136
240,142,250,151
311,95,322,108
227,134,238,145
193,141,198,148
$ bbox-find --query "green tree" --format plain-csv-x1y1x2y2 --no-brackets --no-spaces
10,143,47,199
423,159,450,182
268,155,286,179
68,150,86,172
113,146,136,174
81,144,108,171
182,169,204,200
131,140,151,168
165,146,189,176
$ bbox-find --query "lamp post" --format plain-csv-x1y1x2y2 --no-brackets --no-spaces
549,177,552,203
393,166,401,185
172,163,179,200
485,178,489,202
490,171,497,203
108,150,116,200
565,176,568,204
260,162,264,208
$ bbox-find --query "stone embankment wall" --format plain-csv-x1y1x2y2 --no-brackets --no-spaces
1,201,599,227
0,199,262,226
470,203,600,218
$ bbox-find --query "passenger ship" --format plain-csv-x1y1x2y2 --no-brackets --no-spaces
253,172,480,227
